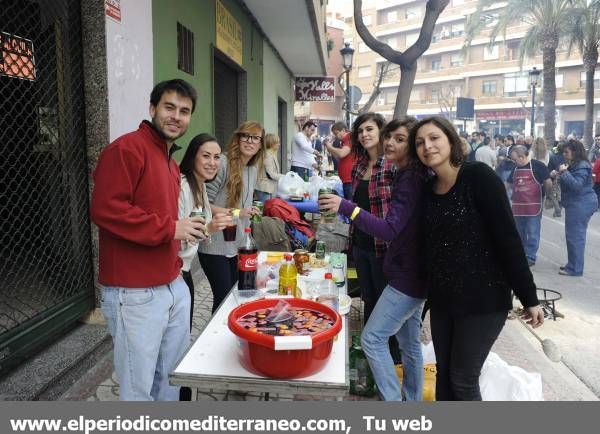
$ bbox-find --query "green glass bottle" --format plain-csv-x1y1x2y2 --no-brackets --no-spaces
349,333,376,396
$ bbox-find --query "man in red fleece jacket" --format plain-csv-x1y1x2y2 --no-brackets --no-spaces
91,79,204,401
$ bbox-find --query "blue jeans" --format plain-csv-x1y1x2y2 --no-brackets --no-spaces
254,190,272,202
564,198,598,275
514,213,542,263
361,285,425,401
101,276,190,401
290,165,311,180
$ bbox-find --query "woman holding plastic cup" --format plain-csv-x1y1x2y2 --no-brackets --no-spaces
197,122,264,313
178,134,233,323
318,117,426,401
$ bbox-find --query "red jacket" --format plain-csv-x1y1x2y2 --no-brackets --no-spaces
91,121,182,287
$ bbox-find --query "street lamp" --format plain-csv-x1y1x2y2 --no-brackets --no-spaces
529,67,541,137
340,42,355,127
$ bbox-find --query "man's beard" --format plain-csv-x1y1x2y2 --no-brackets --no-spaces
151,118,183,142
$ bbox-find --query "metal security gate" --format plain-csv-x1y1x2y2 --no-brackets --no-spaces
0,0,94,375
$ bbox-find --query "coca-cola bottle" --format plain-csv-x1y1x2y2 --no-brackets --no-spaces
238,227,258,290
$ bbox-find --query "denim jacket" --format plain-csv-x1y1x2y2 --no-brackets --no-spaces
559,161,596,207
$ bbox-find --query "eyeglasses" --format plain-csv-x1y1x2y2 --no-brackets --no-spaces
238,132,262,144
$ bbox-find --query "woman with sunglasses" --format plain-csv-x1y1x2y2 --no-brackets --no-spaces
197,122,264,313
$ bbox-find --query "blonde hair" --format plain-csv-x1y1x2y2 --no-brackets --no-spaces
264,133,280,150
532,137,547,161
225,121,265,208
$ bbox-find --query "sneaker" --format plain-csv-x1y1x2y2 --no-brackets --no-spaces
560,265,566,271
558,269,580,276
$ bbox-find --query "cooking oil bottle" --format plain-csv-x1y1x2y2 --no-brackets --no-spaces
278,253,298,297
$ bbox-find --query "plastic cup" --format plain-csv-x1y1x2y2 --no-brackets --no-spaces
223,224,237,241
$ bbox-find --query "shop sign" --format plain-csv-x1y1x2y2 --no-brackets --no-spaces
295,77,336,102
105,0,121,23
0,32,36,81
216,0,243,66
477,109,525,120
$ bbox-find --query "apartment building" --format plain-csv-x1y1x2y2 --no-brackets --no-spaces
343,0,599,137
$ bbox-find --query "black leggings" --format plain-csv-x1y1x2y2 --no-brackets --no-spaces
430,308,506,401
198,253,238,313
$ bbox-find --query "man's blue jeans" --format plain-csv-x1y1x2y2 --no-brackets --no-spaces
564,199,598,275
514,213,542,263
101,276,190,401
361,285,425,401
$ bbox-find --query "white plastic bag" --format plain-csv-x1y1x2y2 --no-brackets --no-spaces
421,342,436,365
277,171,307,199
479,352,543,401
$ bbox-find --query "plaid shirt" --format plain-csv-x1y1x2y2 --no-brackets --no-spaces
350,155,396,257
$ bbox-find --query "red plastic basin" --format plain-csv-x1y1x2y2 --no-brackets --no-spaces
227,298,342,379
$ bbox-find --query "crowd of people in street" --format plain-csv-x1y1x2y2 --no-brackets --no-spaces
90,77,597,403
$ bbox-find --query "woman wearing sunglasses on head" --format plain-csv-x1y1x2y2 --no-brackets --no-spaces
197,122,264,313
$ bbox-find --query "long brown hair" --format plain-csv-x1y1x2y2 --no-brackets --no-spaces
350,112,387,160
225,121,265,208
179,133,220,209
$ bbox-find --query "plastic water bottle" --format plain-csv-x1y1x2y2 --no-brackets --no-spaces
316,272,338,311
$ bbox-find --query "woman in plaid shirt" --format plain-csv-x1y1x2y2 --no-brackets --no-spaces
346,113,399,359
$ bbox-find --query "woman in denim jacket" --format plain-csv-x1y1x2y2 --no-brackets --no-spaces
552,140,599,276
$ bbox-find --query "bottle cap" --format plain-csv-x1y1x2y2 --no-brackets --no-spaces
325,272,332,279
244,227,251,233
284,253,292,261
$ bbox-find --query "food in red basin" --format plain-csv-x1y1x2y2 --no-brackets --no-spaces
227,298,342,379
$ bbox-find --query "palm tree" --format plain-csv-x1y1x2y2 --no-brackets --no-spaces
465,0,575,144
565,0,600,151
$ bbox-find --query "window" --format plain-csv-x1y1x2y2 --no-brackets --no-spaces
504,71,529,96
450,53,464,67
430,88,440,103
483,45,499,61
410,88,421,102
358,42,370,53
482,80,497,96
451,22,465,37
506,40,520,60
405,6,421,19
406,32,419,46
177,22,194,75
362,15,372,26
431,57,442,71
555,73,563,88
387,10,398,23
580,70,600,88
358,66,371,78
384,89,397,104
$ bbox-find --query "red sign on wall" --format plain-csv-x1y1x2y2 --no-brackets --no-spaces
105,0,122,23
0,32,36,81
295,76,336,102
477,109,526,120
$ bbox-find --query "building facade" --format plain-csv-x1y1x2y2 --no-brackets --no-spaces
343,0,599,138
0,0,326,376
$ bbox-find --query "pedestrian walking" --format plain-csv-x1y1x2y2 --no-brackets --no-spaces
197,121,263,313
408,116,544,401
91,79,201,401
552,140,599,276
319,117,426,401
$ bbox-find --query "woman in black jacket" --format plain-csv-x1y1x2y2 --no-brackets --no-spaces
408,116,544,401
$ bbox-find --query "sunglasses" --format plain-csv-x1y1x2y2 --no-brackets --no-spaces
238,132,262,144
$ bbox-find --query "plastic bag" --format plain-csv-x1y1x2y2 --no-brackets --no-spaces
265,300,293,323
277,172,306,199
395,363,437,401
479,352,543,401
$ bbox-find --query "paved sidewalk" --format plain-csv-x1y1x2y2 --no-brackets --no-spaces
61,258,598,401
